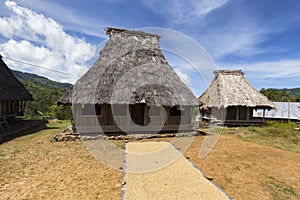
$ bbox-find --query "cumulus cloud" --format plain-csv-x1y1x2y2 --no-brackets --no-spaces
145,0,229,24
0,0,96,83
174,68,191,87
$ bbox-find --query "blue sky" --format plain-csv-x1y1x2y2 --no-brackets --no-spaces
0,0,299,97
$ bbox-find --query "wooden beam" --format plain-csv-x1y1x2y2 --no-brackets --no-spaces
236,107,239,120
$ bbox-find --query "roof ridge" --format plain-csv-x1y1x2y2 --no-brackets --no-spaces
106,27,161,38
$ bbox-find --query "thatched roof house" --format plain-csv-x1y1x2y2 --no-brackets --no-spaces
0,55,32,119
71,27,200,133
199,70,276,126
57,87,72,106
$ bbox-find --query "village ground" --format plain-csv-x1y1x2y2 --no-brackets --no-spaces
0,120,299,200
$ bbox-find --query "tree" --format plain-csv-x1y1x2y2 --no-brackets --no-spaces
49,105,70,120
260,88,292,102
295,94,300,102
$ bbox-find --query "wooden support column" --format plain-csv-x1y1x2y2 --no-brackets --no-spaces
144,104,149,125
246,108,250,120
236,107,240,120
68,104,74,125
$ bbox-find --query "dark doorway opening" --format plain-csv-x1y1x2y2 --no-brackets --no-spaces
130,104,145,125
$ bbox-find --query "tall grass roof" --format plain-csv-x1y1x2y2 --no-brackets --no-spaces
199,70,276,109
71,27,200,106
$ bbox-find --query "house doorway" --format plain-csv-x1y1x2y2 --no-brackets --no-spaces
130,104,145,125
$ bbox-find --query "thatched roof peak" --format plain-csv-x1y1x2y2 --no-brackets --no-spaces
71,27,199,106
199,69,276,110
214,70,244,76
106,27,160,38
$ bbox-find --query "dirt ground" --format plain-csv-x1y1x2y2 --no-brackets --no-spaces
0,121,299,200
185,136,300,200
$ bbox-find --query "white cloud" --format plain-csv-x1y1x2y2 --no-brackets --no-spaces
145,0,229,24
174,68,190,86
10,0,108,38
0,1,95,84
217,59,300,89
242,59,300,79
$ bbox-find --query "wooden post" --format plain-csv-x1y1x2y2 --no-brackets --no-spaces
144,104,148,125
236,107,239,120
68,104,74,125
262,108,265,122
247,107,250,120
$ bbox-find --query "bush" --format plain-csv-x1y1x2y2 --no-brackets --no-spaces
49,105,70,120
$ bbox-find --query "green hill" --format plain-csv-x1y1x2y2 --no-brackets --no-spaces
286,88,300,97
12,70,73,119
12,70,72,89
260,87,300,102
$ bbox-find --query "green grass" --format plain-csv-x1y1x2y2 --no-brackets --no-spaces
221,121,300,153
20,120,70,143
262,176,298,200
0,120,71,158
0,149,4,157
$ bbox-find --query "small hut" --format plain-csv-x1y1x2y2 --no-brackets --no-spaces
199,70,276,126
57,87,73,106
0,55,32,124
68,27,200,134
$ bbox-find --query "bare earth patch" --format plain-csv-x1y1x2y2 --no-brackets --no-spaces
185,135,300,200
0,122,122,200
0,121,299,200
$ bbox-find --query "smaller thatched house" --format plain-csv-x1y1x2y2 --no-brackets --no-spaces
57,87,72,106
68,27,200,134
0,55,32,121
199,70,276,126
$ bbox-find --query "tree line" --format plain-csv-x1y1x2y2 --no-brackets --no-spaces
22,80,70,120
260,88,300,102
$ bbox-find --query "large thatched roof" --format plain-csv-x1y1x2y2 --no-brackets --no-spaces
199,70,276,109
72,27,199,106
0,55,32,101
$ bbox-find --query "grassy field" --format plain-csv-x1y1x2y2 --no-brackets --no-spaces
0,120,299,200
219,121,300,153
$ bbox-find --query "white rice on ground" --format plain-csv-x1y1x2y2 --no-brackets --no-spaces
123,141,230,200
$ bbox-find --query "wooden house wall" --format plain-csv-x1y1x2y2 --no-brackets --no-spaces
0,100,19,116
74,104,193,131
202,106,254,121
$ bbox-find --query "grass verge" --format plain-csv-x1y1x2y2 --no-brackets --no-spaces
220,121,300,153
262,176,298,200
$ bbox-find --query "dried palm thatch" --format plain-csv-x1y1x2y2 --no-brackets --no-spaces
72,27,199,106
0,55,32,101
57,87,72,105
199,70,276,110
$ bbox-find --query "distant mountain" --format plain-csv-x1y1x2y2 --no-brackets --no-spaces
11,69,72,119
12,69,72,89
286,88,300,97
